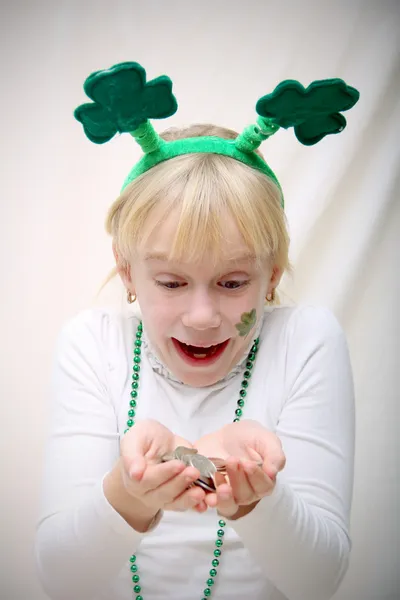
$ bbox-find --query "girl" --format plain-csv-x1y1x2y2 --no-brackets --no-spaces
35,62,357,600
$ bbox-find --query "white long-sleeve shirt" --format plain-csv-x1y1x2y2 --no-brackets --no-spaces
35,304,355,600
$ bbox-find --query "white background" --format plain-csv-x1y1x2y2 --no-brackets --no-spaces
0,1,399,599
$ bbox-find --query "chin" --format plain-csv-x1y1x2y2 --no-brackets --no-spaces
177,368,230,388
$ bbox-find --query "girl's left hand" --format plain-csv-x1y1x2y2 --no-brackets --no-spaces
195,420,286,519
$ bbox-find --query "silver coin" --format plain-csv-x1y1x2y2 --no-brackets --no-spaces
160,447,196,463
208,457,227,471
174,446,198,461
189,454,217,478
160,452,175,462
194,477,216,492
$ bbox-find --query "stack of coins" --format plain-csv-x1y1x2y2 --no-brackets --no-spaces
161,446,219,492
161,446,263,492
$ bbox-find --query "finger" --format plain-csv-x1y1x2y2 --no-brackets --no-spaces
204,467,238,512
255,438,286,476
260,454,285,480
214,483,238,518
164,484,206,511
127,455,147,480
200,469,228,508
145,466,201,504
241,460,275,496
192,500,208,513
235,422,285,475
129,460,185,493
246,447,263,462
204,492,218,508
225,459,255,505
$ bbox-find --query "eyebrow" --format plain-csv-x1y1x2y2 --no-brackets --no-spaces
144,251,257,263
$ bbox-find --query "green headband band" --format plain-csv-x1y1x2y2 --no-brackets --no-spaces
74,61,360,206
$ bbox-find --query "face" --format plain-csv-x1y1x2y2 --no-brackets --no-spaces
118,209,280,387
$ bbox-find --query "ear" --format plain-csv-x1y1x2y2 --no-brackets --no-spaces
113,243,134,290
268,265,283,293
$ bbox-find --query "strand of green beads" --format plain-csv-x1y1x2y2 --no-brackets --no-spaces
200,336,259,599
126,322,143,600
126,322,259,599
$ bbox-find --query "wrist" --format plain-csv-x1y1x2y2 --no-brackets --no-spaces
221,500,259,521
103,461,161,533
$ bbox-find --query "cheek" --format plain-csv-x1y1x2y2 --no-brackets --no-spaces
138,284,180,332
230,287,265,318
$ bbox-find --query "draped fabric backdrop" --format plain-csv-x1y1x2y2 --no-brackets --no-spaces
0,1,398,599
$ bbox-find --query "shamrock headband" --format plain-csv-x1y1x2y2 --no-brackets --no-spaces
74,61,360,205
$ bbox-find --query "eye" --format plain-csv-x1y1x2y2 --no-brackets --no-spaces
219,280,249,290
155,280,185,289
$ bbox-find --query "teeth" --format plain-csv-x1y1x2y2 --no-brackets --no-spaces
191,346,219,359
177,340,223,360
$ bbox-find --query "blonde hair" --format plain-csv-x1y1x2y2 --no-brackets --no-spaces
104,124,290,286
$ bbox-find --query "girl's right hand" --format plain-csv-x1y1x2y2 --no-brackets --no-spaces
119,419,208,513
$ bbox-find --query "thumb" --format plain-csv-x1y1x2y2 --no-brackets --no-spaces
127,455,147,480
121,423,151,480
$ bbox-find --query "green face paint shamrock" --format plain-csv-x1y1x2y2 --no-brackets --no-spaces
74,61,177,144
256,78,359,146
235,309,257,337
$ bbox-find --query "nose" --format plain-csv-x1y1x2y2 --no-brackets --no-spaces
181,288,221,330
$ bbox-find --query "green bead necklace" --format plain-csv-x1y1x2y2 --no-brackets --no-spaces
124,321,260,599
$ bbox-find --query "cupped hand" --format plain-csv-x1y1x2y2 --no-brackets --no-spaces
195,420,286,518
120,419,207,513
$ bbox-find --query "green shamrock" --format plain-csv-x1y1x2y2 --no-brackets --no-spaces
235,309,257,337
256,78,359,146
74,61,178,144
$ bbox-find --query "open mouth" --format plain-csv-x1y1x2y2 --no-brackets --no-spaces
171,338,230,365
